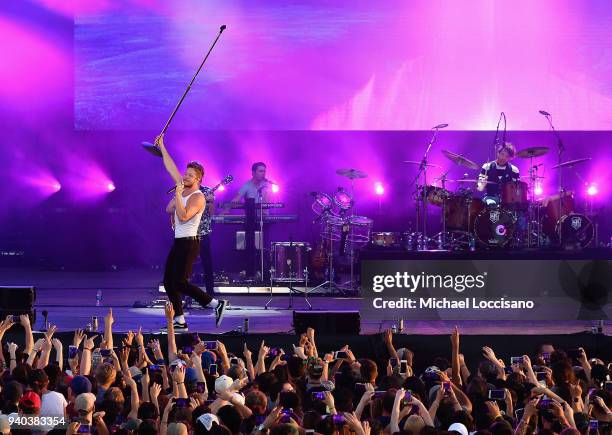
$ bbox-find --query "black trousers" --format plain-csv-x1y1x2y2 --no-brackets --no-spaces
163,237,212,316
199,234,215,296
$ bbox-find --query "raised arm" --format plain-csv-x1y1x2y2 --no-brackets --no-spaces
164,303,178,361
104,309,114,350
156,134,182,184
451,326,461,386
20,315,34,355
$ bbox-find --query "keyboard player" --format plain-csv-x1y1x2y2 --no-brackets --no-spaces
224,162,271,279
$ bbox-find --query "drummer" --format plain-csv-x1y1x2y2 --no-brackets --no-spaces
477,143,520,206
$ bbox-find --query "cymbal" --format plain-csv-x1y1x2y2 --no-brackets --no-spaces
441,150,479,170
551,157,591,169
516,147,549,158
402,160,442,168
446,179,497,185
336,168,368,179
141,141,163,157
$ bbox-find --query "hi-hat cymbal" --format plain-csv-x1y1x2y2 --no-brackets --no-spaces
551,157,592,169
441,150,479,170
402,160,442,168
516,147,549,158
142,141,163,157
336,168,368,179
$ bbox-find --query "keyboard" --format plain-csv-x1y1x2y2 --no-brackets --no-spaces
218,202,285,209
211,215,298,224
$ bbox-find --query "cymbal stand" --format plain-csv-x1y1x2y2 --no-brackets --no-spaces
542,113,565,246
432,171,450,249
310,213,345,295
526,157,542,247
411,126,444,247
341,178,359,292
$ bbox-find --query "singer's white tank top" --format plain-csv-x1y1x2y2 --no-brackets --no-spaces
174,190,204,238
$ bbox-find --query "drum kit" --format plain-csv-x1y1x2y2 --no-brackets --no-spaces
406,146,595,250
266,146,595,301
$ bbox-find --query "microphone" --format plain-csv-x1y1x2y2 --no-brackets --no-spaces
167,185,177,194
539,110,551,116
433,123,449,129
220,25,227,32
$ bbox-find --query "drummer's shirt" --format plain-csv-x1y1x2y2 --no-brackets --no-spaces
479,161,520,196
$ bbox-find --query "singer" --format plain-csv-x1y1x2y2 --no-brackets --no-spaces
156,134,227,330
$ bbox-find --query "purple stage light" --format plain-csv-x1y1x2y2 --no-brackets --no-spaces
587,183,598,196
534,182,544,197
217,184,225,192
271,183,280,193
106,182,116,192
375,182,384,196
52,182,62,192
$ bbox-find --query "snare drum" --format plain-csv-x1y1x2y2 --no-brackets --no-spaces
474,208,516,247
347,216,373,243
371,232,399,247
311,192,334,216
501,181,528,209
271,242,311,282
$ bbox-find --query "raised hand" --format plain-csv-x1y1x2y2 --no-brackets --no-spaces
150,383,162,400
53,338,64,352
135,326,144,347
123,330,135,347
482,346,499,363
172,365,186,384
451,325,460,348
0,316,15,334
258,340,269,359
73,329,85,347
20,314,31,328
165,302,174,321
83,334,98,350
243,343,252,360
105,308,114,326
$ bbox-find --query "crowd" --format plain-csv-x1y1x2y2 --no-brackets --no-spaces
0,307,610,435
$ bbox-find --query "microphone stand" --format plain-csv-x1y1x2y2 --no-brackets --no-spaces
415,126,443,247
542,113,565,246
142,25,227,156
257,185,266,283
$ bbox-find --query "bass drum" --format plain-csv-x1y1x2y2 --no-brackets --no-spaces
474,208,516,247
556,213,594,248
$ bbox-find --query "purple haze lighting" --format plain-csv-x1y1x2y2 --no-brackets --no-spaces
52,182,62,192
106,182,116,192
217,184,225,192
375,182,384,195
271,183,279,193
587,183,598,196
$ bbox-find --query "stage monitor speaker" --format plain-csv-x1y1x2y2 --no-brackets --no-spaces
293,311,360,335
0,286,36,323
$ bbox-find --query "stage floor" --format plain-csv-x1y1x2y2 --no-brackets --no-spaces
1,267,609,335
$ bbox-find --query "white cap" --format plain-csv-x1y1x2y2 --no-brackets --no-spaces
448,422,469,435
215,375,233,394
